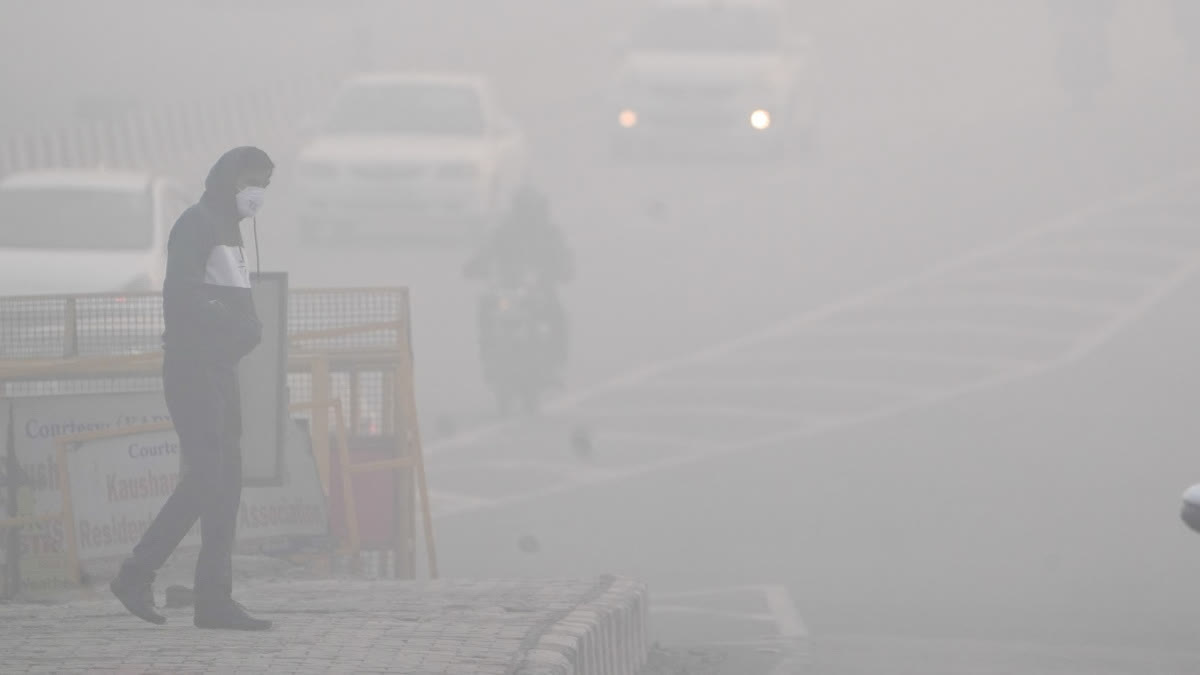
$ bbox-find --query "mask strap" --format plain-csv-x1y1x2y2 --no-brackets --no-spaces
252,216,261,277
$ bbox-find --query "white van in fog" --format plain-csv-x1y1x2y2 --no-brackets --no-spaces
0,169,189,296
611,0,818,159
294,72,529,241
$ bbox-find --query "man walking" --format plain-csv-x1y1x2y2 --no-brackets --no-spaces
110,146,274,630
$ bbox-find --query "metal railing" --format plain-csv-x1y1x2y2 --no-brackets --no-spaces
0,287,434,595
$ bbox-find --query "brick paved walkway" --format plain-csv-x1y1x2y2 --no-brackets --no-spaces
0,577,615,674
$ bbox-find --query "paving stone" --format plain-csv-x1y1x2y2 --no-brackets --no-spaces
0,575,646,674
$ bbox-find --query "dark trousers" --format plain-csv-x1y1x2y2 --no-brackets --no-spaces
129,357,243,597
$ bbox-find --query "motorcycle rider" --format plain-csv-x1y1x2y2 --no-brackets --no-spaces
463,185,573,383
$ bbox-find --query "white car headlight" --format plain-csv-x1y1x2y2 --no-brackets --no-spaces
749,109,772,130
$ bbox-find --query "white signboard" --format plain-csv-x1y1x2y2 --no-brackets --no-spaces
9,391,325,574
240,272,288,484
11,392,170,521
66,419,326,561
7,392,169,589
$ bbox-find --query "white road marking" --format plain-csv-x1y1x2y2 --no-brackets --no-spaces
723,349,1032,372
425,170,1200,525
1033,239,1196,261
436,260,1200,522
799,320,1074,342
425,418,527,456
434,458,571,472
1061,251,1200,364
961,266,1161,288
425,170,1198,457
538,170,1200,416
579,430,718,448
763,585,809,640
576,405,814,423
886,293,1124,315
631,375,934,398
650,585,809,654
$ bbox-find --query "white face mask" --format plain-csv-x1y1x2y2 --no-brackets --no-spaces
235,186,266,218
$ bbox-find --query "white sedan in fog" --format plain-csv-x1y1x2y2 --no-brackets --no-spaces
0,169,190,296
294,72,529,241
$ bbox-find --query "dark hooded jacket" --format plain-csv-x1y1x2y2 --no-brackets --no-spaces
161,147,265,366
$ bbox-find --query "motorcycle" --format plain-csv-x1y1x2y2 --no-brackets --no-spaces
474,273,564,415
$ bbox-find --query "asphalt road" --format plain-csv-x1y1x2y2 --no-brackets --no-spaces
422,181,1200,672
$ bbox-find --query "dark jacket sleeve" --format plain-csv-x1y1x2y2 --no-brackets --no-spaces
163,211,227,332
162,207,262,364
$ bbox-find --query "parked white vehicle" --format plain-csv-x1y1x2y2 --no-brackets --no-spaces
610,0,818,159
1181,483,1200,534
295,72,528,241
0,169,190,296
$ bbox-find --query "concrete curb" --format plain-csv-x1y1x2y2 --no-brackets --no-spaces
513,575,650,675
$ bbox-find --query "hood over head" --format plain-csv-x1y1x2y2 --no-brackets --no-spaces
201,146,274,221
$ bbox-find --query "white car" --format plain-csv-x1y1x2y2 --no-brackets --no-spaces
294,72,528,241
1182,484,1200,534
611,0,818,159
0,169,190,296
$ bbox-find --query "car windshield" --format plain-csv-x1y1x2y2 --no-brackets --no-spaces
322,82,487,136
0,186,153,250
631,6,781,52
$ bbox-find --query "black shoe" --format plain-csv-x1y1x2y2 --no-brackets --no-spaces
109,561,167,625
194,597,272,631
